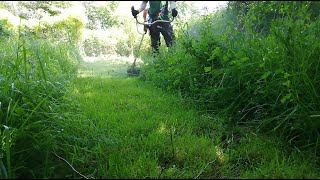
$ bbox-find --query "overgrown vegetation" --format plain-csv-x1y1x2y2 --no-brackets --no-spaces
0,1,82,178
1,1,319,179
140,1,320,159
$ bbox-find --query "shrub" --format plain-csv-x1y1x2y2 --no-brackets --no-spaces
140,1,320,151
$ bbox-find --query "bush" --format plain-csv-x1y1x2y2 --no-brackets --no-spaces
25,3,87,47
140,1,320,151
0,9,18,37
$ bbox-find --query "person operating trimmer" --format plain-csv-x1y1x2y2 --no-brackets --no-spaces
131,1,178,53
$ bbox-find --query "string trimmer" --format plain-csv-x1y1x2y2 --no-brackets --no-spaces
126,23,147,76
127,6,174,76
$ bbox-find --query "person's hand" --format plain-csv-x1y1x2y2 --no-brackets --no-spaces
131,6,139,17
172,8,178,17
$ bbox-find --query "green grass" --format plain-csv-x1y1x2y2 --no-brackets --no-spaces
56,59,319,179
218,128,320,179
1,2,319,178
0,33,81,178
69,60,221,178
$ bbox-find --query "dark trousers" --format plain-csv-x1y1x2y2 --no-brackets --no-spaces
149,21,175,53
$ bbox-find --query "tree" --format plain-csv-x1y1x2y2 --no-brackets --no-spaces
17,1,72,19
81,1,120,30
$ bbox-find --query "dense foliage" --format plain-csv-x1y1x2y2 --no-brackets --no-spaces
81,1,120,30
0,1,319,178
140,1,320,152
0,1,83,178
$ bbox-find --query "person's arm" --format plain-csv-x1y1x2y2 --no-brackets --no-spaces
143,8,148,22
170,1,176,10
132,1,147,17
138,1,148,12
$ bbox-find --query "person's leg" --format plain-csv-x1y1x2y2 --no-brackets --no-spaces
149,22,161,53
160,23,175,47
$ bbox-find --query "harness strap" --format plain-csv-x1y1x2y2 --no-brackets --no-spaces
149,1,169,22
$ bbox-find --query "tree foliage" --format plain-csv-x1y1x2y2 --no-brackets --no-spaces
81,1,120,30
17,1,73,19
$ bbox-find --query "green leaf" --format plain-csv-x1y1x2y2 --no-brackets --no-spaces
282,80,291,87
281,93,292,104
252,16,257,21
209,47,221,61
204,66,212,72
261,71,270,80
222,55,228,62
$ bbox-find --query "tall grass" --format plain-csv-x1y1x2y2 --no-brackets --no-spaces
140,1,320,153
0,27,81,178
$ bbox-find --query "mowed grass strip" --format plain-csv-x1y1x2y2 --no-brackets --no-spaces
64,60,320,179
71,75,220,178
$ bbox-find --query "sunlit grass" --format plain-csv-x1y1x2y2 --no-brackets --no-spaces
77,56,143,78
60,57,320,178
0,29,82,178
68,61,223,178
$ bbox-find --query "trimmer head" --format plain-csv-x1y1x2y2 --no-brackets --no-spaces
127,65,140,76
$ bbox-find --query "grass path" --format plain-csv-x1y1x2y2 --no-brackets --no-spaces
63,57,319,179
69,57,222,178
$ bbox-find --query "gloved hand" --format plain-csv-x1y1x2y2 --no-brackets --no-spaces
131,6,140,17
172,8,178,17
